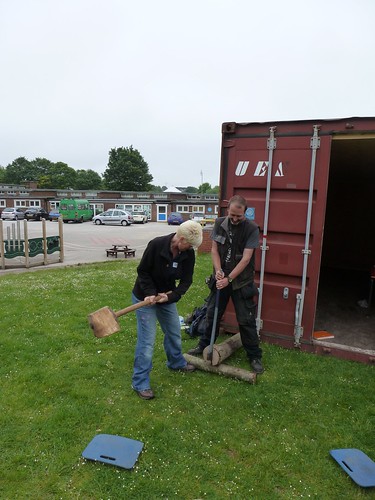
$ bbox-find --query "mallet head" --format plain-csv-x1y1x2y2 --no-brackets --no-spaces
88,306,121,338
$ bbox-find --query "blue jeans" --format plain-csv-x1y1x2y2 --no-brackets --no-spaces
131,293,187,391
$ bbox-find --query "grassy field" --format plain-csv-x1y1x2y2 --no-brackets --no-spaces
1,254,374,499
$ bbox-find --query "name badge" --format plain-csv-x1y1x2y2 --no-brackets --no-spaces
173,262,178,268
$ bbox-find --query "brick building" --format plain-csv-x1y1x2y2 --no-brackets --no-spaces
0,183,218,223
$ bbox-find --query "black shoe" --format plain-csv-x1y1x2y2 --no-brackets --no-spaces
250,359,264,374
187,345,204,355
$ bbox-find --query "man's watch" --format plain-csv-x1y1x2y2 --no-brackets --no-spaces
227,276,233,283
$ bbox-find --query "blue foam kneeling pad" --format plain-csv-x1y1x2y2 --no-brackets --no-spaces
82,434,144,469
330,448,375,487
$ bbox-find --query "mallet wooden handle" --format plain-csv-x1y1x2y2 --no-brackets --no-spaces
115,294,167,318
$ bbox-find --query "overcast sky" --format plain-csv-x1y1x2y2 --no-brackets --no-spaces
1,0,374,188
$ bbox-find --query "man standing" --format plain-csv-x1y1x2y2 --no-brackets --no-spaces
131,220,203,400
188,195,264,374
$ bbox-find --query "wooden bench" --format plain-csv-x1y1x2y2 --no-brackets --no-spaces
106,245,136,258
124,249,136,258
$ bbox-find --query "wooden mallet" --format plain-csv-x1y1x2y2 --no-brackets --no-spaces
88,295,165,338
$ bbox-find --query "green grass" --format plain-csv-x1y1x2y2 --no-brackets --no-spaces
1,254,374,499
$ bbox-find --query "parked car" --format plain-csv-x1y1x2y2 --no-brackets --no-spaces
1,207,25,220
203,214,217,224
93,209,134,226
198,214,217,226
190,212,207,226
24,207,50,221
167,212,184,225
132,211,148,224
49,209,61,221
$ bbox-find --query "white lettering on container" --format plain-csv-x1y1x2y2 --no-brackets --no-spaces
254,161,284,177
235,161,249,176
235,161,285,177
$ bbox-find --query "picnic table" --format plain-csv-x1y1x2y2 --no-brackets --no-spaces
106,244,136,258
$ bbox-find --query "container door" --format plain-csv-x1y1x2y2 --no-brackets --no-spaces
221,125,332,347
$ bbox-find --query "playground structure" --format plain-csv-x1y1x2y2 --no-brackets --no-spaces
0,218,64,270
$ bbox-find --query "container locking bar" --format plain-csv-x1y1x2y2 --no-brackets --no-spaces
256,126,277,336
294,125,320,346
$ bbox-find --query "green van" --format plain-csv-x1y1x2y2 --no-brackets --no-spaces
59,199,93,223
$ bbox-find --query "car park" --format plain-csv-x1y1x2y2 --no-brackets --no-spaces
132,211,148,224
167,212,184,225
24,207,50,221
93,209,134,226
1,207,26,220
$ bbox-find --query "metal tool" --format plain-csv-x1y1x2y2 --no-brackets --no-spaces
206,288,220,362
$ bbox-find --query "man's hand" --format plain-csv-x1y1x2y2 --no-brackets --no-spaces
216,276,228,289
155,292,169,303
144,295,157,305
144,291,171,305
215,268,224,280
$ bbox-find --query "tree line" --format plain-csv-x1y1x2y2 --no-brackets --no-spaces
0,146,219,193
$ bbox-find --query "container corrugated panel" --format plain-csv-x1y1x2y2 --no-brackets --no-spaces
219,117,375,363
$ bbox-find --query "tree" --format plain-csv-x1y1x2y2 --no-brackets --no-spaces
197,183,220,194
103,146,153,191
149,184,164,193
4,157,37,184
75,169,103,190
37,162,77,189
185,186,198,193
3,156,102,190
198,182,212,193
32,157,54,177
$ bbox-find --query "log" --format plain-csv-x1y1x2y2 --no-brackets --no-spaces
184,354,256,384
203,333,242,366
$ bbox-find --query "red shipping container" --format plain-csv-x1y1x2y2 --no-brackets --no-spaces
219,117,375,364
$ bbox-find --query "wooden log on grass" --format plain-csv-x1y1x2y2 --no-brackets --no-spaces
184,353,256,384
202,332,242,366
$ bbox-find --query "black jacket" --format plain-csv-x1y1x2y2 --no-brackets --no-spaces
132,233,195,303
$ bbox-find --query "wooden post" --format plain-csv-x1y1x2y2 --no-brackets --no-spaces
202,333,243,366
42,218,48,265
24,219,29,268
58,217,64,262
184,354,256,384
0,220,5,269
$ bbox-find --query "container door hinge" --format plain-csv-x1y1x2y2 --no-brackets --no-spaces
294,293,304,346
310,125,321,150
267,127,277,150
256,317,263,337
294,325,304,346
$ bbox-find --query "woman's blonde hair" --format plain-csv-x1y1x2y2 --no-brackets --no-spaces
176,220,203,248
